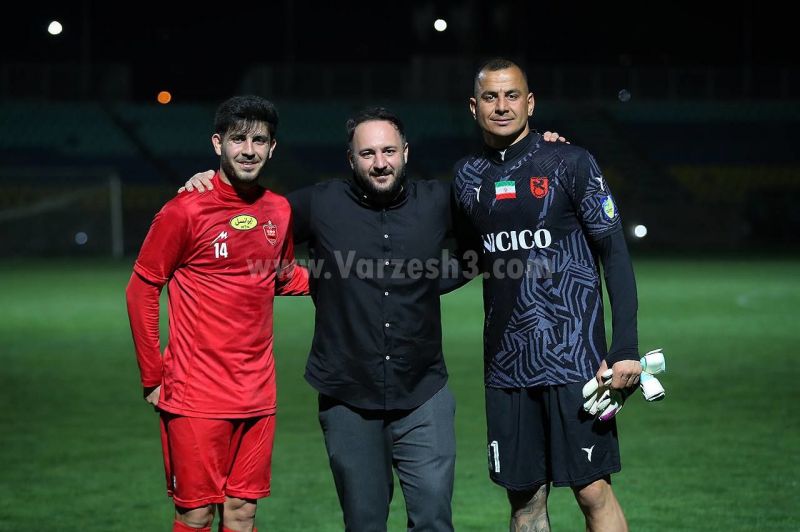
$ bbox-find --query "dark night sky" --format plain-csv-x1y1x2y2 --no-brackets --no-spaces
3,1,794,101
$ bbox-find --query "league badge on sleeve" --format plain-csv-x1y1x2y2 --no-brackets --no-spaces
601,196,617,220
263,220,278,246
530,177,549,199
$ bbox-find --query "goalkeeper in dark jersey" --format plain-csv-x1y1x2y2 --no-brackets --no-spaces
453,58,642,532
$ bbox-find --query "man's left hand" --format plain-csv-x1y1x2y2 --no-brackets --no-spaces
583,358,640,421
144,385,161,409
609,359,642,390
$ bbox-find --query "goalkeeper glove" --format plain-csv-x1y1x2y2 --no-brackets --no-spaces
581,369,626,421
639,348,666,401
582,348,667,419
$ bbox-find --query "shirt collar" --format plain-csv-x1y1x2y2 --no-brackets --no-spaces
347,178,409,209
214,171,266,204
483,131,540,165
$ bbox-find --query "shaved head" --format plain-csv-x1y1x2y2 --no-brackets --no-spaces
474,58,529,96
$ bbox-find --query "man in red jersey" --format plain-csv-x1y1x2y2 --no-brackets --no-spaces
126,95,308,532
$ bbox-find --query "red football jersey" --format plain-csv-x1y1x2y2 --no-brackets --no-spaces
128,172,308,418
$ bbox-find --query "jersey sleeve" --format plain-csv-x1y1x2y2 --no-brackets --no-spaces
133,200,191,285
127,200,191,388
590,230,639,365
574,151,623,241
440,180,480,294
126,272,164,387
451,157,479,217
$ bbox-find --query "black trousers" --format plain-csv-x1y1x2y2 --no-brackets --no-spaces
318,385,456,532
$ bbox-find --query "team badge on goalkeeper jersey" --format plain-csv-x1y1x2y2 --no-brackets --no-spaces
530,177,548,199
263,220,278,246
601,196,616,220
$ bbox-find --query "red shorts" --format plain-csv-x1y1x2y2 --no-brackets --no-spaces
159,413,275,508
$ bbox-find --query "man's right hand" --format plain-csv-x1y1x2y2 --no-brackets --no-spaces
144,385,161,408
542,131,569,143
178,170,215,193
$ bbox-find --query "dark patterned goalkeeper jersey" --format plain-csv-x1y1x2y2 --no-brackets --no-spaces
454,132,636,388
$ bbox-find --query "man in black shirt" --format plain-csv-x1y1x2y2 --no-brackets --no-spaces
289,108,458,531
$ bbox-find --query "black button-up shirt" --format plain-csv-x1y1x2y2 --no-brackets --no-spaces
288,179,456,410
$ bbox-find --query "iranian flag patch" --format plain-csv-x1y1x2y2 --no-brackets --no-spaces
495,180,516,200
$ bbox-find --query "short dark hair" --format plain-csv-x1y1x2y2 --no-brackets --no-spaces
214,95,279,139
345,107,405,147
473,58,529,95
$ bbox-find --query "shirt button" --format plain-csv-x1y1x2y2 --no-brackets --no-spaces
385,355,391,360
384,291,389,296
384,234,389,239
385,322,390,328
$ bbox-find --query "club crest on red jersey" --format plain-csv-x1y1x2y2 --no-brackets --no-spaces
530,177,548,199
263,220,278,246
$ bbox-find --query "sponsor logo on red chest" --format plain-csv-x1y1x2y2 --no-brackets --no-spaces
230,214,258,231
263,220,278,246
530,177,549,199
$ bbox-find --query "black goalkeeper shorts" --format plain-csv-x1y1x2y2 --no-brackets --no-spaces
485,383,621,490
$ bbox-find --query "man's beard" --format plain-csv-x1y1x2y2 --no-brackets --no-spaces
353,164,407,204
221,156,261,187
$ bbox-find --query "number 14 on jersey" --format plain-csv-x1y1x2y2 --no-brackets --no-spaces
212,231,229,259
214,242,228,258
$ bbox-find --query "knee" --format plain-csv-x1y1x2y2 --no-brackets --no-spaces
176,505,215,528
574,478,612,512
223,497,257,528
412,477,452,510
508,484,549,515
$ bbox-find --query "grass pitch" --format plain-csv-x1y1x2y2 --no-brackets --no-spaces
0,258,797,531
